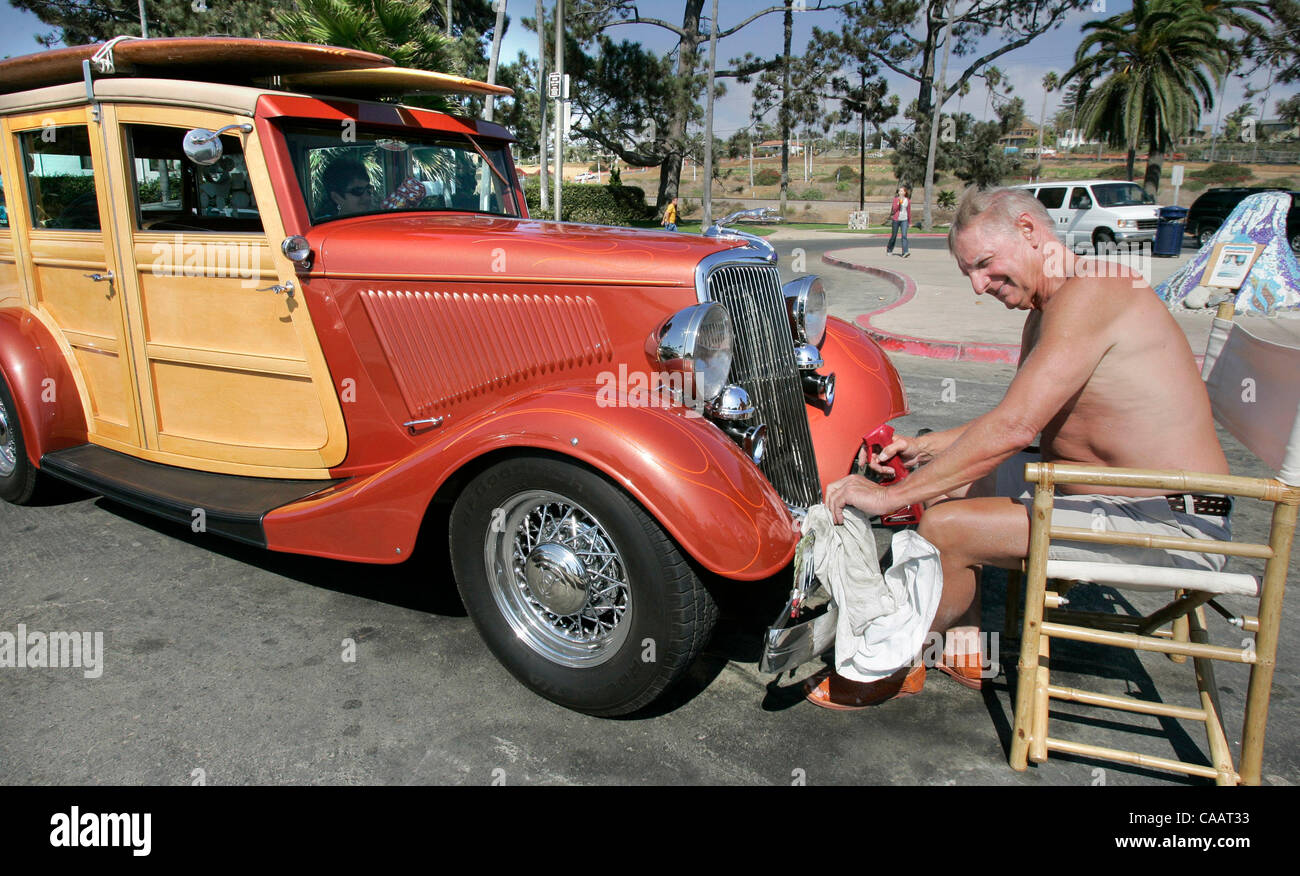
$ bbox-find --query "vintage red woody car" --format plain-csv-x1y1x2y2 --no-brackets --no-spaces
0,38,908,714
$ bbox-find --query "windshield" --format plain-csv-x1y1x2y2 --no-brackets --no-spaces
283,123,519,224
1091,183,1155,208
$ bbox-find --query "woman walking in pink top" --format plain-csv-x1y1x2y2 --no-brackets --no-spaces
887,185,911,257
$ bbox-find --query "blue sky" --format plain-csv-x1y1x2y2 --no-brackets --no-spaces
2,0,1294,137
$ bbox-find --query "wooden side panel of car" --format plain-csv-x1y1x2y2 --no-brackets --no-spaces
91,104,348,477
3,107,142,448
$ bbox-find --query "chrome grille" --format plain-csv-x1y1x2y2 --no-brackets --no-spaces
1137,218,1158,230
706,264,821,507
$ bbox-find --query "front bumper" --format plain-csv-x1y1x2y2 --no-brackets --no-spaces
760,593,837,675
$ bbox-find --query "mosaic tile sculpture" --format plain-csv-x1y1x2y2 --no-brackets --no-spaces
1155,191,1300,315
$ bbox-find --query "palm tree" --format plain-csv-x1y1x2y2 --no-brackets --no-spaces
277,0,455,73
982,66,1004,120
956,78,971,115
1063,0,1228,194
1038,71,1058,158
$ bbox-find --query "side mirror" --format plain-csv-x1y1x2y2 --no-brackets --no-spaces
183,124,252,166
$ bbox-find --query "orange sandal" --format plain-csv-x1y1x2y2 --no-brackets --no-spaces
803,664,926,710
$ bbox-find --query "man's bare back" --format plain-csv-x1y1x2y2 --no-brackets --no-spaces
1022,265,1229,492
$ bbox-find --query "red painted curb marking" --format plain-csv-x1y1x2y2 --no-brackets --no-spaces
823,249,1021,365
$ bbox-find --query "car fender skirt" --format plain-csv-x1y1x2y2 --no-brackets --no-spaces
807,317,910,488
262,386,799,579
0,307,88,466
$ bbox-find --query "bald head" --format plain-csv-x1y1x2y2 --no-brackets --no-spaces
947,187,1054,255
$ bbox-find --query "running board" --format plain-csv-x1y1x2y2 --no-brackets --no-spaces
40,445,345,548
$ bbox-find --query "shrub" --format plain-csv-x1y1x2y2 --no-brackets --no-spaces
1190,162,1252,184
937,189,957,209
754,168,781,186
798,188,824,200
30,173,97,207
828,164,859,181
1183,179,1207,192
137,173,183,204
523,179,654,225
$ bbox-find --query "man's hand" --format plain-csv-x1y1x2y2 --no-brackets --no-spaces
824,473,904,524
860,433,928,478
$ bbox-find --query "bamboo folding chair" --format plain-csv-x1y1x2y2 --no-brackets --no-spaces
1008,303,1300,784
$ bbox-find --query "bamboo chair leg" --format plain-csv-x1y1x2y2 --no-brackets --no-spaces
1011,482,1055,772
1169,589,1190,664
1189,606,1236,785
1005,568,1022,636
1030,631,1050,764
1239,500,1297,786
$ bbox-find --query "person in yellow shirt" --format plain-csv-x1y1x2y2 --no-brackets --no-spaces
662,196,679,232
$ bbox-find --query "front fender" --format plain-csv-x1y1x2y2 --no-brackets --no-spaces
0,307,88,465
807,316,909,489
263,385,798,579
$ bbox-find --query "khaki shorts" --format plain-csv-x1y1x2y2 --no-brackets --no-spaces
995,451,1231,573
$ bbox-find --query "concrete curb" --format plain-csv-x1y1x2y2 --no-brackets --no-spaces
822,249,1022,365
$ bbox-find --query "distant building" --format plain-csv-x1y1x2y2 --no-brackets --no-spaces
1058,128,1101,149
997,124,1041,151
1260,118,1299,141
754,139,804,156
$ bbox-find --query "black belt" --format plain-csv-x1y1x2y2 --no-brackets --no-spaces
1166,494,1233,516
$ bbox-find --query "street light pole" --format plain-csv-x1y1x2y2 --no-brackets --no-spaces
922,0,953,232
701,0,719,229
138,0,148,37
553,0,564,221
536,0,548,211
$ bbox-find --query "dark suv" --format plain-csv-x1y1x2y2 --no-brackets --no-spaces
1185,186,1300,251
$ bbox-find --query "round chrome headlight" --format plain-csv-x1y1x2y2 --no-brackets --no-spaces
783,276,827,346
650,302,733,404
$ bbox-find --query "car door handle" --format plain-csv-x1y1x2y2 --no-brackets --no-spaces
84,271,114,298
255,281,295,298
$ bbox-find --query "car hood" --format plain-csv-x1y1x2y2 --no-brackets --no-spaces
312,213,751,287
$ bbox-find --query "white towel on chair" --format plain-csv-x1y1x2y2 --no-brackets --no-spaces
802,505,944,682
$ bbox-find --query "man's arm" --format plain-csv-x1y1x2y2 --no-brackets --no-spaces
827,281,1123,520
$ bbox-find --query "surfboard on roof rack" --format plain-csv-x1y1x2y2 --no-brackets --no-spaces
279,66,514,98
0,37,395,95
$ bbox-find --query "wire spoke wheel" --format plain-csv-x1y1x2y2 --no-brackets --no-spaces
451,457,717,715
0,392,16,478
485,490,632,668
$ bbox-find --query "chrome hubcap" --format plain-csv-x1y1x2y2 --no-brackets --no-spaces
485,491,632,667
0,395,15,478
524,542,590,616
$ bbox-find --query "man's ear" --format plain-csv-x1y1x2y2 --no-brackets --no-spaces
1017,211,1041,246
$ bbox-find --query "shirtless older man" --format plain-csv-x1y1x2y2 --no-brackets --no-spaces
805,186,1231,709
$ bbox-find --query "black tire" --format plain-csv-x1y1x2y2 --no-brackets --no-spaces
0,374,39,505
1092,228,1116,253
1290,232,1300,254
1198,224,1218,247
449,456,717,716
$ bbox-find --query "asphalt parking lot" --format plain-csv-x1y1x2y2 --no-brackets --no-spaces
3,351,1296,786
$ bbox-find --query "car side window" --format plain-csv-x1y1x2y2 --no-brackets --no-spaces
1069,187,1092,210
20,125,100,230
126,124,262,233
1036,187,1066,210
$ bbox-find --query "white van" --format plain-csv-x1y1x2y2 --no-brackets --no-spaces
1012,179,1159,251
